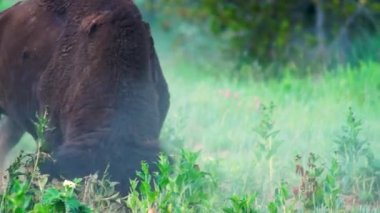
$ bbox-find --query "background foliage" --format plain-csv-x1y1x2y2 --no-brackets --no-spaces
138,0,380,76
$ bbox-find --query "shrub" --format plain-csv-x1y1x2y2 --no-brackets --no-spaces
126,150,217,212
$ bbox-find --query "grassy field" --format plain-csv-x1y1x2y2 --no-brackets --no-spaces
2,1,380,212
4,35,380,212
158,52,380,206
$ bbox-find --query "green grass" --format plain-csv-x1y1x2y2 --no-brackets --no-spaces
159,54,380,198
0,0,16,11
4,44,380,212
1,1,380,211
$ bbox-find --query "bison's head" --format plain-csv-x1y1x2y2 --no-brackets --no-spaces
40,2,168,192
63,5,161,143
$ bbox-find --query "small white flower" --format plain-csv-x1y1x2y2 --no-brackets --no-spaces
63,180,76,189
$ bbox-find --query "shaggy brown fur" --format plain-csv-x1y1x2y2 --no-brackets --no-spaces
0,0,169,193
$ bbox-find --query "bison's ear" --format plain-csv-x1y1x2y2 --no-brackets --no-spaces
80,11,111,36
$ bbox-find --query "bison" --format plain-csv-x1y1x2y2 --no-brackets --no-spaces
0,0,169,193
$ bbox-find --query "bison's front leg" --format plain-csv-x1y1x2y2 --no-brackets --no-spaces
0,116,24,171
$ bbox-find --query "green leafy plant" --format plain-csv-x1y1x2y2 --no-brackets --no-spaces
334,107,380,203
0,151,34,213
0,150,92,213
126,149,217,213
334,108,371,192
294,153,342,210
0,113,92,213
223,194,259,213
254,102,282,189
31,178,91,213
267,181,292,213
0,112,50,213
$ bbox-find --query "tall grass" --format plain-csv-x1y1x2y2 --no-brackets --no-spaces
160,54,380,199
3,35,379,212
1,1,379,211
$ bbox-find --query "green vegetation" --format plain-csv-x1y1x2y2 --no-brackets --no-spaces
139,0,380,72
1,0,380,212
0,1,14,11
159,57,380,209
2,62,380,212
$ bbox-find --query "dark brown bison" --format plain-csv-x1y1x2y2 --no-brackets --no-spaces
0,0,169,193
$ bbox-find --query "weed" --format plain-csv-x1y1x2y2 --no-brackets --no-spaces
334,108,380,203
334,108,371,193
294,153,342,210
268,181,293,213
223,194,259,213
30,178,91,213
126,150,217,213
253,102,282,197
0,114,91,213
79,171,127,212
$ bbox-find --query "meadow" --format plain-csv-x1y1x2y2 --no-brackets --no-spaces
3,47,380,212
158,53,380,211
1,1,380,212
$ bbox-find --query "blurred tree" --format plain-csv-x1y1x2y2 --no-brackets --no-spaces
139,0,380,75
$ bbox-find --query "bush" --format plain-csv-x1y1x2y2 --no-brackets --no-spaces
139,0,380,76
